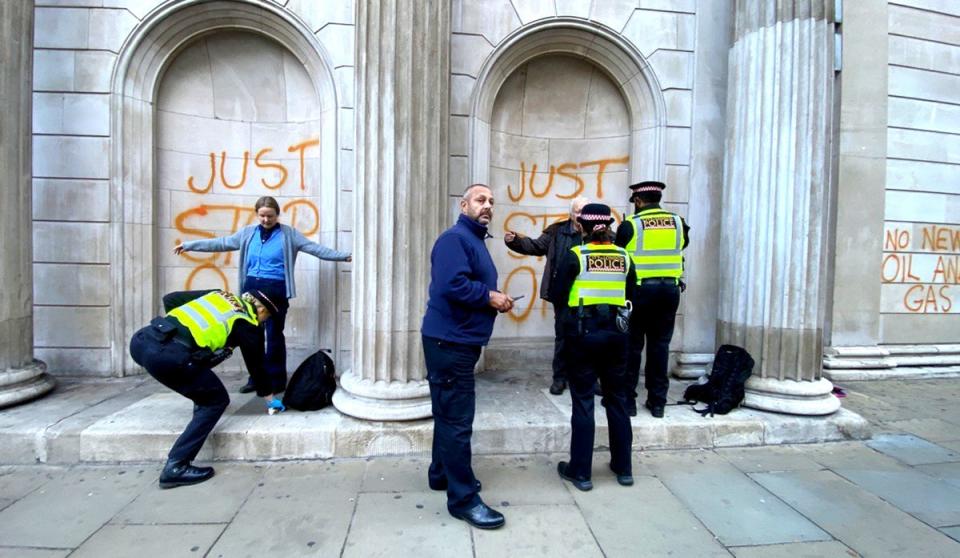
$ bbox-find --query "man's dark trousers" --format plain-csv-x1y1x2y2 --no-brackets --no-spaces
626,280,681,407
563,321,632,480
423,335,483,513
129,328,230,463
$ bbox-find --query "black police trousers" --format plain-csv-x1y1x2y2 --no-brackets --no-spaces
422,335,483,513
551,301,567,382
129,326,230,464
562,319,632,480
627,280,681,407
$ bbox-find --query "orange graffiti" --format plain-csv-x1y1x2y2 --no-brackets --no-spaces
507,156,629,202
187,138,320,193
185,262,230,291
503,266,538,322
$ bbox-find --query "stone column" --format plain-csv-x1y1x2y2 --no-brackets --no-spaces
333,0,449,420
718,0,839,415
0,0,55,409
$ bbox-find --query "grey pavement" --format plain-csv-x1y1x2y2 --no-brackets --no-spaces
0,379,959,557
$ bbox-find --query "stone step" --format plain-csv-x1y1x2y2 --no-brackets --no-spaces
0,370,870,464
483,337,554,371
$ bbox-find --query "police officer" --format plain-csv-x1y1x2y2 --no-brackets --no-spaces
129,288,282,489
553,203,636,491
615,181,690,418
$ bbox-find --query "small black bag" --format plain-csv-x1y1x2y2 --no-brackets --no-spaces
283,350,337,411
682,345,755,416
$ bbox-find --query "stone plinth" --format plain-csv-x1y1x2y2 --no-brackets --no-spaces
718,0,838,415
333,0,450,420
0,0,55,409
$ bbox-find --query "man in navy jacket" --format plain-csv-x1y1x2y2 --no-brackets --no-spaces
421,183,514,529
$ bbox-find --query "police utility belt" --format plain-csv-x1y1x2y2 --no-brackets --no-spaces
149,316,233,368
574,301,632,334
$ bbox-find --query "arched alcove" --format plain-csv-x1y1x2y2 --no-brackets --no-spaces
468,19,667,339
110,0,339,374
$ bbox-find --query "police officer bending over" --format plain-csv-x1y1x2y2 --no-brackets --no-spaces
553,203,636,491
615,181,689,418
129,288,282,489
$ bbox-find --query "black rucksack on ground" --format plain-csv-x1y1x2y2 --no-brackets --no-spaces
682,345,754,416
283,350,337,411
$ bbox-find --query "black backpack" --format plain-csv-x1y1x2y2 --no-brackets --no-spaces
682,345,754,416
283,350,337,411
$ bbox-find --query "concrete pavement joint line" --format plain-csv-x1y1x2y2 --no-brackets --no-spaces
645,450,729,548
337,479,361,558
202,465,265,558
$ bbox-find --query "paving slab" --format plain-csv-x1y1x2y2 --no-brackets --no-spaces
938,439,960,453
0,466,62,501
643,450,830,546
114,463,264,524
360,456,432,493
571,475,729,558
0,499,12,512
0,466,151,547
792,440,906,470
474,454,574,506
472,504,603,558
207,462,362,557
69,524,225,558
942,526,960,543
866,433,960,465
751,469,960,557
715,445,824,473
728,540,856,558
832,467,960,527
341,491,472,558
0,548,70,558
880,418,960,442
916,461,960,489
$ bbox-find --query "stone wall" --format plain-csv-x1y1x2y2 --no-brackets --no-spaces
31,0,356,375
880,0,960,342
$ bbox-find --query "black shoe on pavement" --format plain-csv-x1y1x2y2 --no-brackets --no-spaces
645,401,665,418
449,502,505,529
626,398,638,417
557,461,593,491
238,379,256,394
159,460,215,489
429,479,482,492
609,463,634,486
549,378,567,395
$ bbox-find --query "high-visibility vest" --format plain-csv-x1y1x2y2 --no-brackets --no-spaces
567,243,630,307
166,291,258,350
624,208,684,282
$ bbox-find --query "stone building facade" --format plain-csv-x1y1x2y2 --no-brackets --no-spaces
2,0,957,415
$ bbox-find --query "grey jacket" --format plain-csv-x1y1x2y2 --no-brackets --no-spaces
182,223,350,299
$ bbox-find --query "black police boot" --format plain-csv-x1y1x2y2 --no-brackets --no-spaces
549,378,567,395
238,378,256,394
645,401,665,418
449,502,505,529
557,461,593,491
159,459,215,489
609,463,634,486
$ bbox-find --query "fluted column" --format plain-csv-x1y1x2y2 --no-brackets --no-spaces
0,0,55,409
718,0,838,415
333,0,449,420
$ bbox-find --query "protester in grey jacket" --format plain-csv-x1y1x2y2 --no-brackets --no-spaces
174,196,351,397
504,196,588,395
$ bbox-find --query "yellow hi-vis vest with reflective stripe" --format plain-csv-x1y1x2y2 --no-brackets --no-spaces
567,243,630,307
624,208,684,282
166,291,258,350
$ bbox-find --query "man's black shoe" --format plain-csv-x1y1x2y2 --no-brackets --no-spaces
609,463,634,486
557,461,593,491
449,502,505,529
158,460,215,489
429,479,482,492
626,398,638,417
238,379,255,394
549,378,567,395
645,401,665,418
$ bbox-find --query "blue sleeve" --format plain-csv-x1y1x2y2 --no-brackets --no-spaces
431,234,491,308
290,228,351,261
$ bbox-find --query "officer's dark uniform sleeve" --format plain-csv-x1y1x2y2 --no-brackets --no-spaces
614,219,633,248
163,289,216,313
681,218,690,249
227,321,270,397
552,249,580,311
625,259,637,302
